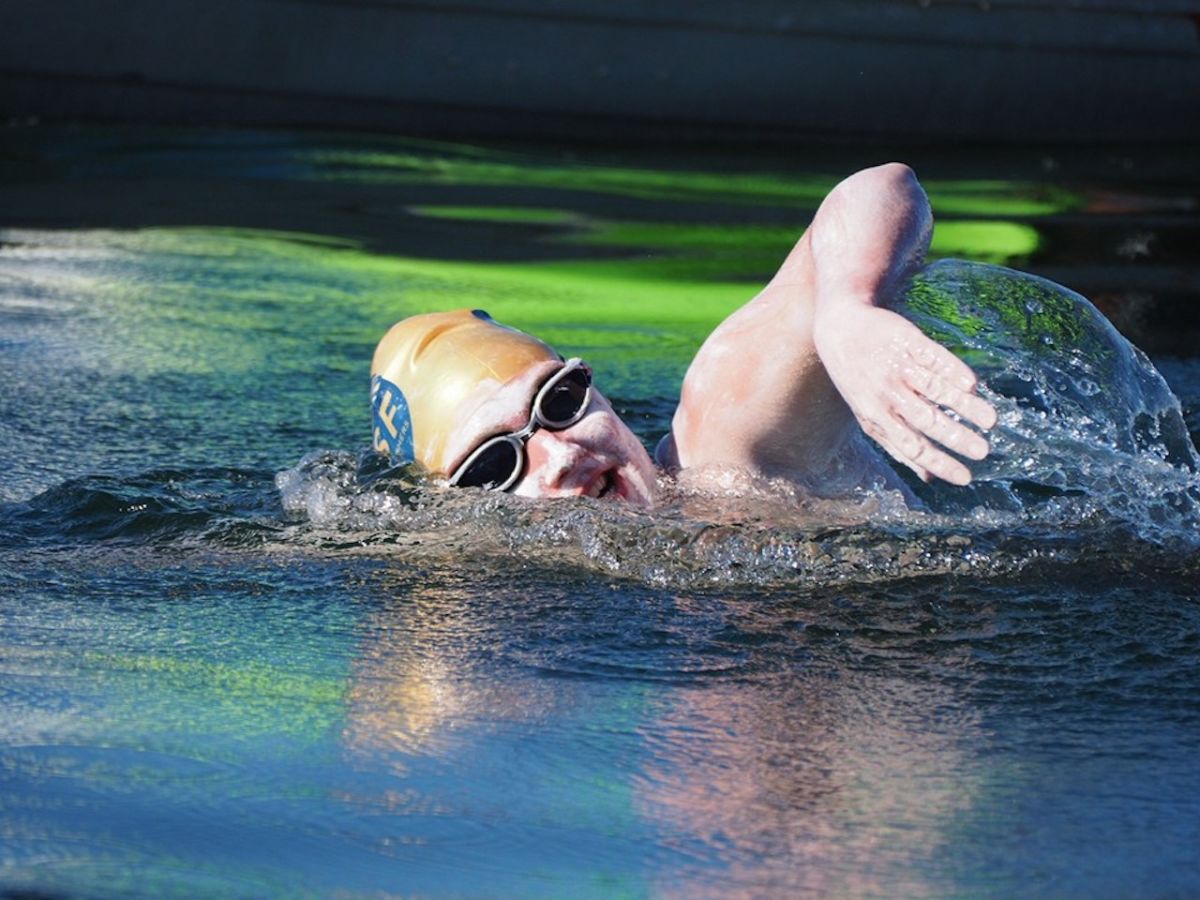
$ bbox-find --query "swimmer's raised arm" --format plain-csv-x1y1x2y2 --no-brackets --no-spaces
809,164,997,483
660,163,997,486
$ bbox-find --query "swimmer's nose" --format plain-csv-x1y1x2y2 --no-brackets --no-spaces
522,428,594,495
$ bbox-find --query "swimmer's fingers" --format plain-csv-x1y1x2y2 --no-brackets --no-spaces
890,391,989,461
902,340,998,431
867,434,933,484
819,304,993,485
859,415,950,487
872,410,974,485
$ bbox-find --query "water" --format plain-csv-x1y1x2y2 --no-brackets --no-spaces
2,125,1199,897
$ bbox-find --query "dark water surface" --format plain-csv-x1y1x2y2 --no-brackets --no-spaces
2,125,1199,897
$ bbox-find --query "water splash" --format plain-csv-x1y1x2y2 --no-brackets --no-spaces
904,260,1200,546
268,450,1196,592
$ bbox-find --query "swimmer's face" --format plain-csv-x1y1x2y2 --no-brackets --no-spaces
443,359,656,506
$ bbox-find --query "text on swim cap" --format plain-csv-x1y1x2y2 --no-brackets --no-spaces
370,375,415,463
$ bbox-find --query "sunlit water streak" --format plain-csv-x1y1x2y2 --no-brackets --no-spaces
2,127,1199,897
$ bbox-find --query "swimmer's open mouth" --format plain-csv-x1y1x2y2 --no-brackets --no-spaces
595,471,616,500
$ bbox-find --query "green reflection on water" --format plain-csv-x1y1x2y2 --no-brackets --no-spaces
78,227,753,397
924,180,1077,218
565,214,1039,267
928,221,1041,264
300,145,1078,217
17,139,1064,468
84,651,347,742
63,208,1043,423
305,148,841,205
407,205,581,226
401,204,1040,288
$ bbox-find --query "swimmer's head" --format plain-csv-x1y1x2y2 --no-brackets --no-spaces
371,308,657,504
370,309,559,474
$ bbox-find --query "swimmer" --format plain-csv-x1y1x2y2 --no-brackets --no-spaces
370,163,999,506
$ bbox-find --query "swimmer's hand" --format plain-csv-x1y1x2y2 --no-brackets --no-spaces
814,302,997,485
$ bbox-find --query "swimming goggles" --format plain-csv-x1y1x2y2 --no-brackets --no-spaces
447,358,592,491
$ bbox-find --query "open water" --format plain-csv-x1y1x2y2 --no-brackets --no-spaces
1,125,1199,897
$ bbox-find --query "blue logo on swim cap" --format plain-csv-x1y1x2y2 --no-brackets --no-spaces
370,374,415,464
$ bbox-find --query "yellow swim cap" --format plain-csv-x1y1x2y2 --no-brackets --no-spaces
370,309,558,474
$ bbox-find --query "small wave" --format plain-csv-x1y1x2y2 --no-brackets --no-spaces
2,446,1194,593
0,467,282,550
270,449,1199,591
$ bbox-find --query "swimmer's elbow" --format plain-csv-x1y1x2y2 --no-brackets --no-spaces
810,163,931,296
830,163,928,222
875,161,920,187
838,162,919,194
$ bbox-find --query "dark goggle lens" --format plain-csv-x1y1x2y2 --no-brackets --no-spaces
539,368,590,424
455,440,520,489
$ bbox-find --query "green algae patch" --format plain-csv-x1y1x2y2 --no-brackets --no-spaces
407,205,581,226
298,141,1080,217
928,221,1041,265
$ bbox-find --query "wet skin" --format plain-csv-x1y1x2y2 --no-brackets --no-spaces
442,359,657,505
669,162,997,487
439,164,997,504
